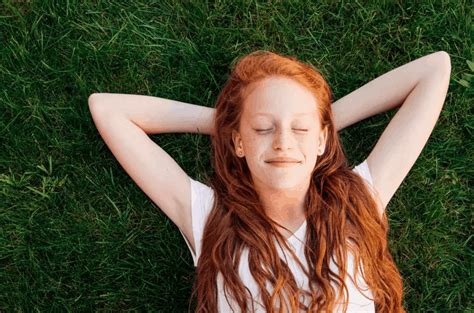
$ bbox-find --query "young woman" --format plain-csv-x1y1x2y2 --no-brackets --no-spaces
88,50,451,312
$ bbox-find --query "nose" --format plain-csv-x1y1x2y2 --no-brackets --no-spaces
272,129,296,151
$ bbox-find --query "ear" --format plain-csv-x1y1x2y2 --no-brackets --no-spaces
318,125,328,154
232,129,243,154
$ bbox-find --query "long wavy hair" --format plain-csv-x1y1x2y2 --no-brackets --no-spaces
190,50,405,312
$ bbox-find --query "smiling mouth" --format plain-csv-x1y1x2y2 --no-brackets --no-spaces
265,161,301,167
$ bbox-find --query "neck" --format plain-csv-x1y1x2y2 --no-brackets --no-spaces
254,180,309,236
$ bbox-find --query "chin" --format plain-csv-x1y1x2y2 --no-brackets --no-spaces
267,180,303,190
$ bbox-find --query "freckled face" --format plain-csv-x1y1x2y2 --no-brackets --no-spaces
232,76,328,190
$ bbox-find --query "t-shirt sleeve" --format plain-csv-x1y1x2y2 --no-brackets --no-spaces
352,159,376,196
178,177,215,267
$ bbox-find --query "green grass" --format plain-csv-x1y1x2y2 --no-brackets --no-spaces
0,0,472,311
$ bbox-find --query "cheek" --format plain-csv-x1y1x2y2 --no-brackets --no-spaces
303,142,319,160
246,136,269,151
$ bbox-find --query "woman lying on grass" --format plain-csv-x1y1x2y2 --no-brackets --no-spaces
88,50,451,312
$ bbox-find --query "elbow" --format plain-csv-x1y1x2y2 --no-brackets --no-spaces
88,93,107,116
88,93,109,111
88,93,102,107
432,51,451,77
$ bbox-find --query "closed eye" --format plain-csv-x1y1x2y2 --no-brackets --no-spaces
255,129,308,132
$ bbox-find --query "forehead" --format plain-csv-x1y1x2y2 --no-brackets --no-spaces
242,76,318,119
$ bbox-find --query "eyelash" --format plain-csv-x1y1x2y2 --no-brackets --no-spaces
256,129,308,133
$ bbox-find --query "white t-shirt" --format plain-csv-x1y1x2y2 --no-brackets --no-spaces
179,159,377,312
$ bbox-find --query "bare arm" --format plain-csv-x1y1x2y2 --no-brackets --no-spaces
331,51,451,217
89,93,216,135
331,51,449,132
88,93,217,259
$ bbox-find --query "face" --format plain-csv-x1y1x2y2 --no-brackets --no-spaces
232,76,328,190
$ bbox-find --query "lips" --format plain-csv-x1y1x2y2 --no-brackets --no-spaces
265,157,301,163
265,160,300,168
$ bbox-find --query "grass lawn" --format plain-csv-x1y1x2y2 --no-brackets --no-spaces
0,0,471,311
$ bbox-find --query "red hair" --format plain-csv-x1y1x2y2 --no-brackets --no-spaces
190,50,405,312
